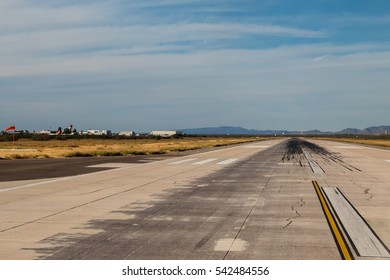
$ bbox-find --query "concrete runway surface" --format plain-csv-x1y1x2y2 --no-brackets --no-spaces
0,138,389,260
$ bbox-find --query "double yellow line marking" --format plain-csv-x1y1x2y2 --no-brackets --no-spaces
312,180,353,260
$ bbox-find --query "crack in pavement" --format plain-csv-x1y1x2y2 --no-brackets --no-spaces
283,198,306,230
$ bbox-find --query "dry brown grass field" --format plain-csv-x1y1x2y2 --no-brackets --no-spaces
0,137,263,159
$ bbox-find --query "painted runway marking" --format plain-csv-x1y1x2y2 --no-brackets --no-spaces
302,148,312,159
308,161,325,174
214,238,248,252
0,177,73,193
169,158,239,166
87,163,138,168
334,145,360,149
192,158,218,165
312,181,353,260
217,158,239,165
244,145,270,149
168,158,198,165
322,187,390,258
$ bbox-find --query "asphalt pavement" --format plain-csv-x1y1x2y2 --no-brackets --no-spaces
0,138,389,260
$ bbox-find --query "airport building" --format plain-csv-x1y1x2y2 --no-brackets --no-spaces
150,130,180,137
118,131,135,136
80,130,112,136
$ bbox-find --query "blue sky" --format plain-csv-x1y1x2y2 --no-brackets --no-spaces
1,0,390,132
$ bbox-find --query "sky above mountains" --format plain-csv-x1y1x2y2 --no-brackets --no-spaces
1,0,389,132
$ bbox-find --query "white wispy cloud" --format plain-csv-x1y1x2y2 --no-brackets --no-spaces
0,1,113,34
0,22,325,55
1,0,389,131
0,21,326,77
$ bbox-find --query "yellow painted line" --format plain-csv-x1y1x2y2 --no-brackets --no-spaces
312,180,353,260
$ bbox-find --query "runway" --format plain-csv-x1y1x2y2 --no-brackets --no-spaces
0,138,389,260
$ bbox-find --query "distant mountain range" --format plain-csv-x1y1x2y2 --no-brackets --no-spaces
180,125,390,135
337,126,390,135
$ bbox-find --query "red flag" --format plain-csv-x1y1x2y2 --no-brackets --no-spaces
5,125,15,132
